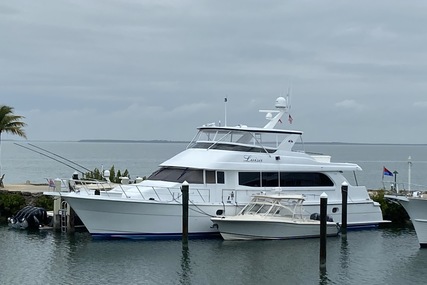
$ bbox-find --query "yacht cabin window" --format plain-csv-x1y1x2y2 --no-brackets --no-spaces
148,167,225,185
217,171,225,184
280,172,333,187
238,172,334,187
148,167,203,184
262,172,279,187
238,172,261,187
206,171,216,184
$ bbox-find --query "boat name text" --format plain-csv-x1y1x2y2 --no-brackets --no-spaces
243,155,263,163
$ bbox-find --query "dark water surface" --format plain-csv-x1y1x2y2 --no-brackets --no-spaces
1,225,426,285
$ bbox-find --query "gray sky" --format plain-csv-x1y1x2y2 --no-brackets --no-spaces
1,0,427,143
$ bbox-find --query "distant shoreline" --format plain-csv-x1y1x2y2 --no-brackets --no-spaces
79,140,427,146
4,139,427,146
78,139,189,143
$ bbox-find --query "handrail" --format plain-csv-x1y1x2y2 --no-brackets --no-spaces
55,178,212,202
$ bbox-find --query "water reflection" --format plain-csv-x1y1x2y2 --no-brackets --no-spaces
340,235,349,270
179,245,192,285
319,266,329,285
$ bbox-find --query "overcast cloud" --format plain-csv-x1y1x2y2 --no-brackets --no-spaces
1,0,427,143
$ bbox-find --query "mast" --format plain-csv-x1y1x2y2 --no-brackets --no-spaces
408,156,412,192
260,96,290,129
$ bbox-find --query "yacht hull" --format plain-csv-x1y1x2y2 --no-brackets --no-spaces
51,192,383,239
385,195,427,248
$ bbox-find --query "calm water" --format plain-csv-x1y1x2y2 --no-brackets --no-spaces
2,142,427,284
0,225,426,284
1,141,188,185
2,141,427,190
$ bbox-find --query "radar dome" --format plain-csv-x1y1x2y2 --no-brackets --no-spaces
275,97,287,108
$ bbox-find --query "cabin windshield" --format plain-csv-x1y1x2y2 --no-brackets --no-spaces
147,167,225,184
147,167,203,184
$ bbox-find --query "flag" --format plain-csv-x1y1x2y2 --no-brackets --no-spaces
383,167,393,177
224,97,227,103
288,114,293,124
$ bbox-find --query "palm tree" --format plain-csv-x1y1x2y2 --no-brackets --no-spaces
0,105,27,187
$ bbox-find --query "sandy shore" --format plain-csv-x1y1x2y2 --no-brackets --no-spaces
1,184,52,193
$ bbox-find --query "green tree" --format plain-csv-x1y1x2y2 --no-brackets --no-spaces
0,105,27,187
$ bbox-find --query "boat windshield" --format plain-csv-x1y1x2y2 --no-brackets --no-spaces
241,196,304,218
188,128,301,152
147,167,203,184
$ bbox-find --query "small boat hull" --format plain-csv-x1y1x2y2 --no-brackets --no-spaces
211,217,339,241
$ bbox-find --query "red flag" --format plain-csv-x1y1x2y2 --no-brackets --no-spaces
383,167,393,177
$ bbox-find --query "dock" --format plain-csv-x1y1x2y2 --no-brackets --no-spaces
2,183,51,193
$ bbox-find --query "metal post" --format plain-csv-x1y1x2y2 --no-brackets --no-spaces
53,179,62,230
319,192,328,269
408,156,412,192
393,171,399,193
181,181,189,246
341,182,348,236
68,204,75,233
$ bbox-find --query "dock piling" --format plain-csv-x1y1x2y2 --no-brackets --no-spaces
319,192,328,269
341,182,348,235
52,179,62,230
181,181,189,246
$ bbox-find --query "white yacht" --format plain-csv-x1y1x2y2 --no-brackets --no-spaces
45,97,385,239
211,193,340,240
385,193,427,248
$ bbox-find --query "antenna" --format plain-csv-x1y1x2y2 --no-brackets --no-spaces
285,87,291,111
224,97,228,126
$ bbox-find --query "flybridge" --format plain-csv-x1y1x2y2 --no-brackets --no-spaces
189,125,303,153
197,125,303,135
188,96,303,152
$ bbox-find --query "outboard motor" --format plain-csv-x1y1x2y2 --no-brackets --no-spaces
310,212,334,222
8,206,49,230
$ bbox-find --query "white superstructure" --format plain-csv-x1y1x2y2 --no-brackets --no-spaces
45,97,385,239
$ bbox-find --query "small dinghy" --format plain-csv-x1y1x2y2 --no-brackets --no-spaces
8,206,50,230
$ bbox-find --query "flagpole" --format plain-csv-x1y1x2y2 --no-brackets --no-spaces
408,156,412,192
381,167,384,183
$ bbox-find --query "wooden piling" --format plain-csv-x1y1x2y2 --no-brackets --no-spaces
319,192,328,269
181,181,189,246
341,182,348,235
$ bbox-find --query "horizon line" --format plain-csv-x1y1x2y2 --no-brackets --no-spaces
3,139,427,146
